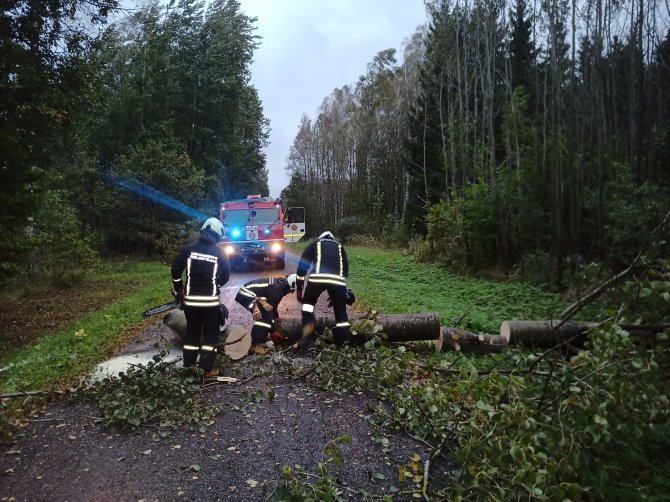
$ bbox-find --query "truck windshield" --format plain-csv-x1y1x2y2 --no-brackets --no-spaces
252,208,280,225
223,209,249,227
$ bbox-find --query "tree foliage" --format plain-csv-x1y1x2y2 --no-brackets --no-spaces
1,0,270,276
286,0,670,284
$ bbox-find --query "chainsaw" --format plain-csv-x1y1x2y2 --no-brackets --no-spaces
142,294,181,318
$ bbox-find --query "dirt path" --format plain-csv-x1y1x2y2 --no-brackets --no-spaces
0,251,428,501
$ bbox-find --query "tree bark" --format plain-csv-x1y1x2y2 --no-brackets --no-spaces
500,319,669,347
500,319,589,346
275,312,442,343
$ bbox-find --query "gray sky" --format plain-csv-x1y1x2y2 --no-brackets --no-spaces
237,0,428,197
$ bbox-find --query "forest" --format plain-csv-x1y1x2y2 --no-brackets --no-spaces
282,0,670,286
1,0,669,285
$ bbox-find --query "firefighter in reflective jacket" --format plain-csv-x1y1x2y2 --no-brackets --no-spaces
234,274,297,355
295,231,351,349
171,218,231,376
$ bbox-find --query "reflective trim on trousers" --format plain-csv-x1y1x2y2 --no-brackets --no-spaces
336,322,350,328
302,304,315,313
310,273,345,281
184,344,200,351
184,299,220,307
201,345,216,352
254,321,272,329
307,277,346,286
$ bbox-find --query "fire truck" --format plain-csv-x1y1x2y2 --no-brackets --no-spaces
218,195,305,271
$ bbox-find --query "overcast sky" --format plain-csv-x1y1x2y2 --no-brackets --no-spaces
236,0,428,197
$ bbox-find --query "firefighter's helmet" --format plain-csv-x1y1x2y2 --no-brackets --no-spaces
286,274,297,292
201,217,224,239
318,231,335,240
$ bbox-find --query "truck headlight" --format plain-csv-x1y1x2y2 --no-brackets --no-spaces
271,243,282,253
224,245,235,255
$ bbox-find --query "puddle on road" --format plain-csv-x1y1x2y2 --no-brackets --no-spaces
91,350,182,381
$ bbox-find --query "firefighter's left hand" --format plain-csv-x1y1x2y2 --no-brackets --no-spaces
258,298,273,312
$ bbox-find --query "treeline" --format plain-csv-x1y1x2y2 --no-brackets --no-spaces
1,0,268,280
282,0,670,285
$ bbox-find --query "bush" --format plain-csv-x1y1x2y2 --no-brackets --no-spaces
334,217,369,244
30,189,99,283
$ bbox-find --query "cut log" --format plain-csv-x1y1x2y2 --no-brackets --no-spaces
274,312,442,343
439,327,507,354
500,320,590,347
500,320,670,347
162,310,251,359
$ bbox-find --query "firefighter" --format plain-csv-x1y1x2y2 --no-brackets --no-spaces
295,231,351,349
235,274,297,355
171,217,231,377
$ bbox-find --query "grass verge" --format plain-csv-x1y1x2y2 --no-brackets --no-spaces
291,243,569,333
0,260,169,394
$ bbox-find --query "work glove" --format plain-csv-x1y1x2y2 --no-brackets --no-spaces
251,302,262,321
171,287,185,303
296,289,303,303
345,288,356,306
218,304,229,327
270,330,286,345
258,298,273,312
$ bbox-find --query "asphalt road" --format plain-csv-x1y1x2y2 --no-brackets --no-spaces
0,251,429,502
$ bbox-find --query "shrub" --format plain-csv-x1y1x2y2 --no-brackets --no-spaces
335,217,370,244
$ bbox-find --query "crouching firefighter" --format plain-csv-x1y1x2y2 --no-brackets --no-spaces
234,274,297,355
296,231,351,349
171,217,231,377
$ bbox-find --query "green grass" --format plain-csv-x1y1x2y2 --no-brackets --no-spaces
292,243,569,333
0,261,170,394
0,247,568,390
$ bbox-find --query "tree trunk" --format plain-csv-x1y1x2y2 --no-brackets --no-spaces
499,319,668,347
500,319,589,346
164,310,442,345
275,312,442,343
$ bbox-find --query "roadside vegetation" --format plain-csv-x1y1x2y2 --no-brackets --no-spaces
0,260,168,437
1,245,668,500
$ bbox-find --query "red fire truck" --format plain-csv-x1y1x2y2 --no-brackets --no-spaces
218,195,305,271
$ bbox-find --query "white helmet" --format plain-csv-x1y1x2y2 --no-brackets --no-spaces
318,231,335,240
201,217,224,238
286,274,297,292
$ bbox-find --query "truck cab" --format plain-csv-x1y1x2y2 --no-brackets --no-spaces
218,195,305,271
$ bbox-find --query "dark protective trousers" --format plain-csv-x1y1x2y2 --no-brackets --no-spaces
301,282,351,344
183,306,220,370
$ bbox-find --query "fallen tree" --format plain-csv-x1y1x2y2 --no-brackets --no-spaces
163,310,442,345
163,309,667,356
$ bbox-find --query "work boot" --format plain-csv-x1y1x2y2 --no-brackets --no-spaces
204,368,220,378
295,332,316,351
302,321,315,338
249,343,269,355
